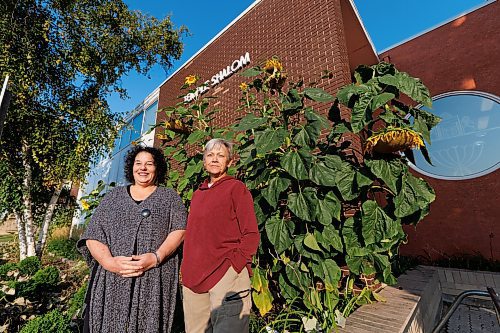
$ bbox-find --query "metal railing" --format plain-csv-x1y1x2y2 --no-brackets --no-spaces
432,287,500,333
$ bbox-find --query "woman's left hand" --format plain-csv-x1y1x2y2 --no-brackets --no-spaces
121,253,157,277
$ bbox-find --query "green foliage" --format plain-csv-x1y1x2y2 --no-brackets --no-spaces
160,61,439,332
33,265,60,286
14,266,60,299
20,309,71,333
79,180,115,225
1,255,87,331
46,238,81,260
18,256,41,276
0,262,17,280
50,205,76,229
0,0,186,258
67,283,87,319
0,0,186,182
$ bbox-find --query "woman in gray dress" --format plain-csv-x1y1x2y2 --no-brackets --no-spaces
77,146,186,333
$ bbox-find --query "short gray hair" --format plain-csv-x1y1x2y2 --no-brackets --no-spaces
203,138,234,161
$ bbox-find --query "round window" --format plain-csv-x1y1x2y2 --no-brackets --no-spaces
410,91,500,180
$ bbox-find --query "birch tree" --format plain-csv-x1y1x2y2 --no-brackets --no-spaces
0,0,185,259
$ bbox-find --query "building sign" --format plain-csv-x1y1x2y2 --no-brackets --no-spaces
184,52,251,102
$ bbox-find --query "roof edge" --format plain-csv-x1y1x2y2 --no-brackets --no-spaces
345,0,379,60
156,0,262,91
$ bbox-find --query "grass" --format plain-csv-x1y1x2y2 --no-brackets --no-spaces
0,233,14,243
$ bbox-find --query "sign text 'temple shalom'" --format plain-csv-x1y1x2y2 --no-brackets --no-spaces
184,52,251,103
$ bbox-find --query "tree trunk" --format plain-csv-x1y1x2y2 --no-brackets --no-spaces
35,182,64,257
14,211,27,260
21,141,36,257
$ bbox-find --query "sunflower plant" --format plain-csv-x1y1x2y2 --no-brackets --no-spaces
157,76,235,202
159,60,440,332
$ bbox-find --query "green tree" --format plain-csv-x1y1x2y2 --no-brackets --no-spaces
0,0,185,258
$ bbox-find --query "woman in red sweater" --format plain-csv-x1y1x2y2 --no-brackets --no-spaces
181,138,260,333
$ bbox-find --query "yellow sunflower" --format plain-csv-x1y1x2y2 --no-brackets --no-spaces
184,75,198,86
163,119,190,134
239,82,249,91
80,199,90,211
365,127,424,153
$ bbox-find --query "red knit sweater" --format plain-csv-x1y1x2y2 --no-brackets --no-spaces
181,176,260,293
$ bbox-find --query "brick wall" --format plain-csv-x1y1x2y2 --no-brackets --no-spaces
156,0,377,136
379,2,500,261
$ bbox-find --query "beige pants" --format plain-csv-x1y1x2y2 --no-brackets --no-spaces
182,266,252,333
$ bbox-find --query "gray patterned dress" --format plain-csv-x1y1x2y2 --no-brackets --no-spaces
77,186,187,333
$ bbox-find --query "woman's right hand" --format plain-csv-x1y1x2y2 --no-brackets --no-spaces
101,256,144,277
86,240,144,278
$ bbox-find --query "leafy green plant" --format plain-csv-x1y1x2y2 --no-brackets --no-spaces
32,265,60,286
17,256,41,276
79,180,115,225
46,238,81,260
14,266,60,299
160,60,440,331
157,76,232,202
20,309,72,333
0,262,17,280
50,205,77,229
67,283,86,319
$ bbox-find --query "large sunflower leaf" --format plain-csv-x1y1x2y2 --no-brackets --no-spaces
371,92,395,111
265,215,294,254
350,93,373,133
310,162,337,187
311,259,341,292
255,128,287,154
304,87,335,102
378,73,432,107
322,224,343,252
394,172,435,218
288,188,317,222
280,151,308,180
233,113,267,131
262,176,291,208
316,191,341,225
304,232,322,251
361,200,400,246
365,158,404,193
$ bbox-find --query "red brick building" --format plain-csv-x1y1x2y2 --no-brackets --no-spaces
379,1,500,261
156,0,499,260
157,0,378,128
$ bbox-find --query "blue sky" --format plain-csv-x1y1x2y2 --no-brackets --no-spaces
110,0,488,115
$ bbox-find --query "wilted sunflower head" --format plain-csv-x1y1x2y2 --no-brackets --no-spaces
185,75,198,86
365,127,424,154
263,58,283,74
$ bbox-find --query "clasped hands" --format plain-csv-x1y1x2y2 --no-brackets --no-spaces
102,253,158,278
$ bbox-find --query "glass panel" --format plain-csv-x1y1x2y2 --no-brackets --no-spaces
119,126,131,150
106,154,120,185
111,133,122,156
412,93,500,179
130,112,143,143
115,148,128,185
143,101,158,134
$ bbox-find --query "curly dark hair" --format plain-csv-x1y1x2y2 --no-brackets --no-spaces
124,146,167,185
